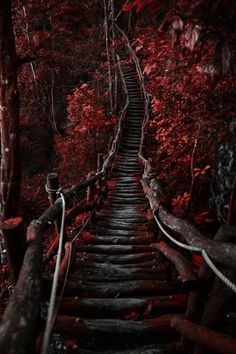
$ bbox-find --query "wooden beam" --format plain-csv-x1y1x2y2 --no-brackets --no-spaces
152,241,197,289
157,205,236,270
171,317,236,354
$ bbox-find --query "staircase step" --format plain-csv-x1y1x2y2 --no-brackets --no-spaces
58,296,187,318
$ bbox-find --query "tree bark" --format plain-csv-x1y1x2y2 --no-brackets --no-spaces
0,0,21,220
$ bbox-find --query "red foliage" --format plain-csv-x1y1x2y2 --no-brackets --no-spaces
122,0,157,13
55,83,116,185
131,2,236,226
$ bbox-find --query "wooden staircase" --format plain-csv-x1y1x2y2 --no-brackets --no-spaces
53,63,189,353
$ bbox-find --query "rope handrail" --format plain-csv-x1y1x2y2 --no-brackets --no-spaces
141,176,236,294
154,211,236,294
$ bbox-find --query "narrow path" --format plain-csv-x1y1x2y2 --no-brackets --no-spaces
54,62,188,353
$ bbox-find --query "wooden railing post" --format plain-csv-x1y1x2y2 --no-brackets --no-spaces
87,172,95,203
96,153,103,191
46,173,61,234
0,217,26,283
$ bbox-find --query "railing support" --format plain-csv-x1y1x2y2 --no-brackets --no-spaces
96,153,103,191
46,173,61,234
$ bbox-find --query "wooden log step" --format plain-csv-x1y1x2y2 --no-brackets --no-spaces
62,279,182,297
104,199,146,206
107,194,146,200
76,260,163,270
95,215,148,224
109,181,141,186
89,221,148,233
110,176,138,182
76,252,161,265
115,160,140,165
55,315,176,339
118,149,140,155
101,210,145,217
102,204,144,211
103,203,146,210
112,169,141,175
76,245,154,254
109,181,141,187
79,234,155,245
58,296,187,318
88,226,148,236
95,220,148,231
122,139,141,144
108,187,143,193
78,343,176,354
108,188,143,195
113,165,142,171
69,266,169,282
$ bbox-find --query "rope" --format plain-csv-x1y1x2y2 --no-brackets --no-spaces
45,184,61,194
41,190,66,354
153,213,236,293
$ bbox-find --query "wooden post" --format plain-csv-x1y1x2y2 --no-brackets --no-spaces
0,217,26,283
96,153,103,191
87,173,95,203
46,173,60,233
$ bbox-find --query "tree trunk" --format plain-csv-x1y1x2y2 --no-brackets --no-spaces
0,0,21,220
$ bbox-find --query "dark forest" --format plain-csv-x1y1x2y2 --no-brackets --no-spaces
0,1,236,353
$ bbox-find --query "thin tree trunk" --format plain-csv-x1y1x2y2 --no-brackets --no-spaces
0,0,21,220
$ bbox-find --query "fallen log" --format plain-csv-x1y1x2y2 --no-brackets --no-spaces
171,317,236,354
0,221,43,354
